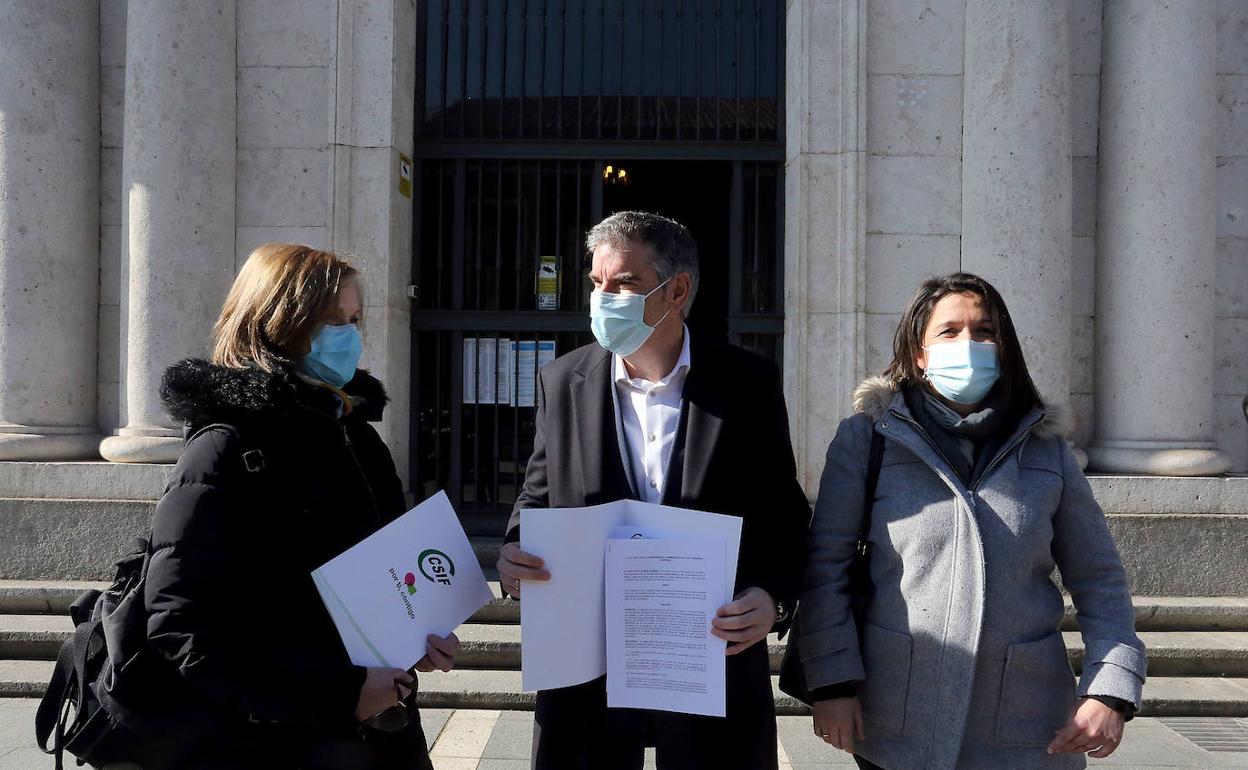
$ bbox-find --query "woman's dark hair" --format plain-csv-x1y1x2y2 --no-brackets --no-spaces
883,272,1043,411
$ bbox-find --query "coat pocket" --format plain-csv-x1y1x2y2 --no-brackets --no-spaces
994,631,1076,747
857,622,913,734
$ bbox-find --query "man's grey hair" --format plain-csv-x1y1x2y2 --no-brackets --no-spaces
585,211,700,317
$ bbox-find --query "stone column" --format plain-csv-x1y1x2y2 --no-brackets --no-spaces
784,0,867,496
1086,0,1229,475
99,0,236,463
0,1,101,460
961,0,1072,407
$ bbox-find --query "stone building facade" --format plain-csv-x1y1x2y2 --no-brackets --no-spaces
0,1,1245,584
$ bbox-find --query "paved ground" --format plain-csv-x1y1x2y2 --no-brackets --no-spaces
3,699,1246,769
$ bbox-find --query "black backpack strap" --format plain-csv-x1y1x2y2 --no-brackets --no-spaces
188,422,267,475
858,429,886,544
36,617,103,770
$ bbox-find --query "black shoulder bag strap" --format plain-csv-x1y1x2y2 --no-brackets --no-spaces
778,425,887,706
849,428,887,614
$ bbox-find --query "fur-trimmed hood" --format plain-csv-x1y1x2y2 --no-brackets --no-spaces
851,375,1074,441
160,358,390,429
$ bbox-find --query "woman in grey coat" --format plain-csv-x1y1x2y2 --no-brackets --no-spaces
799,273,1146,769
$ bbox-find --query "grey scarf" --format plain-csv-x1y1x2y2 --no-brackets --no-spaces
908,385,1006,484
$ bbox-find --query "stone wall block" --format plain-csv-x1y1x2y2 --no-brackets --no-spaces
799,312,864,493
1215,317,1248,397
99,225,123,307
1070,323,1095,395
238,0,335,67
1071,157,1098,237
100,148,123,226
866,74,962,156
866,155,961,235
100,0,127,67
237,148,330,227
1217,0,1248,75
96,306,120,385
238,66,331,149
235,227,332,270
1071,236,1096,318
100,65,125,149
866,0,964,75
1071,74,1100,158
1218,158,1248,238
865,234,959,313
865,313,901,381
1218,75,1248,157
1216,237,1248,318
1069,0,1103,76
1215,394,1248,472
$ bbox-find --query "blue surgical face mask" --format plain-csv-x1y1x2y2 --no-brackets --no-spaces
922,339,999,405
303,323,363,389
589,278,672,357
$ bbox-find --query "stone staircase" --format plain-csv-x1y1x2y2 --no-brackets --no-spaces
3,568,1248,717
1,462,1247,716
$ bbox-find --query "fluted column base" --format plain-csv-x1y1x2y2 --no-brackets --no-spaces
99,428,182,463
1086,441,1230,476
0,425,100,460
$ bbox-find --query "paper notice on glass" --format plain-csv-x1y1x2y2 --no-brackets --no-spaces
519,500,742,693
476,339,496,405
462,338,478,404
497,338,512,405
514,341,538,407
311,491,493,670
605,537,729,716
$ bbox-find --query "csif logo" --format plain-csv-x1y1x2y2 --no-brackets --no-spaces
417,549,456,586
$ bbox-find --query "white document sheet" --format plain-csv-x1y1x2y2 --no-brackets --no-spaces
519,500,742,693
605,537,729,716
311,491,493,670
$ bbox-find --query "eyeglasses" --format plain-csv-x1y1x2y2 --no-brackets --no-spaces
359,680,417,734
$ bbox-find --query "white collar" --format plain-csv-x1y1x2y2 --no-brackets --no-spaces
613,325,692,388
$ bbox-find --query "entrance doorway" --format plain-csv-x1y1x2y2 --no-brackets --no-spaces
410,0,785,532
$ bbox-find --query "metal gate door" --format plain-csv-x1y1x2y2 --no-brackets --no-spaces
411,1,785,535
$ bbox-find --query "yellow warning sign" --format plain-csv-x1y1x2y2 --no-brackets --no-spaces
399,153,413,199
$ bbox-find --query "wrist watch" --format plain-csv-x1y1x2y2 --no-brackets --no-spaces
774,599,789,622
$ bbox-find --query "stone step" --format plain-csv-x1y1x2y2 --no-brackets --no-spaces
4,613,1247,678
6,579,1247,633
3,476,1248,592
4,659,1245,717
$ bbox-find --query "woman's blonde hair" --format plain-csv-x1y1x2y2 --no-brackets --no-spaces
212,243,357,372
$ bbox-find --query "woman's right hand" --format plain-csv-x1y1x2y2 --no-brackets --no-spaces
812,697,865,753
354,666,414,722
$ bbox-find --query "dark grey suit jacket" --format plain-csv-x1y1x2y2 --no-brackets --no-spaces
505,336,811,620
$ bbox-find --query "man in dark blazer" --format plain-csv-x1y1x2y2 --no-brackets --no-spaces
497,211,811,769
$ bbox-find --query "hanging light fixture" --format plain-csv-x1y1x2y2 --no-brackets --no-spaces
602,164,630,186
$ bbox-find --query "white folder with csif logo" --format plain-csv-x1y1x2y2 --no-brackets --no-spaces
311,491,493,670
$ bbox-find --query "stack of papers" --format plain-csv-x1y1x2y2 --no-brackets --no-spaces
519,500,743,717
312,491,494,670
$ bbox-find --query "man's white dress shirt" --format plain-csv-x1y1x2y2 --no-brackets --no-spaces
612,326,691,504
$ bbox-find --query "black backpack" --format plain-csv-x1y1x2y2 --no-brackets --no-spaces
34,537,193,769
35,424,268,769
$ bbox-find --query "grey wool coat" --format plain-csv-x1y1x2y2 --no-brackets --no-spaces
799,378,1147,770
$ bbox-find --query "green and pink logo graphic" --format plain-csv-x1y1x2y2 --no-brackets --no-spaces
402,571,418,595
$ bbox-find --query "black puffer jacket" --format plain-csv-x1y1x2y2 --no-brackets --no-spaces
145,359,407,734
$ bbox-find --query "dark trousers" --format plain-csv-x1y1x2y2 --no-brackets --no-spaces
181,714,433,770
853,756,885,770
531,642,776,770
